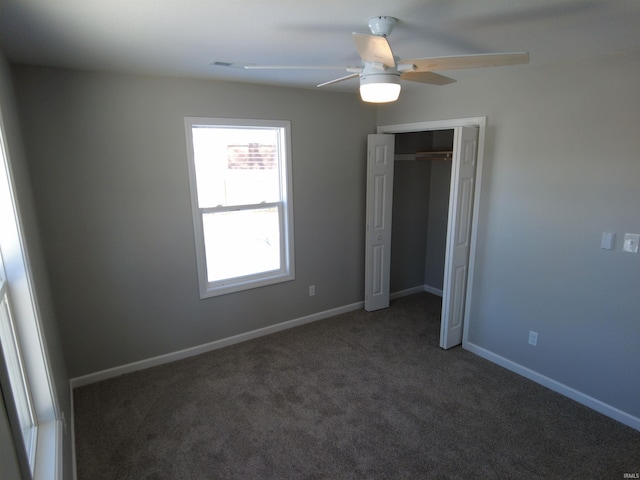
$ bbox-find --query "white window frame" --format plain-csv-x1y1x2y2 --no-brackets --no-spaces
184,117,295,298
0,271,37,473
0,107,62,480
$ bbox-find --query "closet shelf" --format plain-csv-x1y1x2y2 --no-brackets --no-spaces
394,151,453,161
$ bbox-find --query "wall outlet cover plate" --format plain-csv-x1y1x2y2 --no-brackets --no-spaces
601,232,615,250
623,233,639,253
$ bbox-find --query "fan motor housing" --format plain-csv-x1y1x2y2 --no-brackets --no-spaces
368,16,397,37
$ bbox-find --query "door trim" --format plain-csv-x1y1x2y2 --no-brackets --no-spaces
376,116,487,349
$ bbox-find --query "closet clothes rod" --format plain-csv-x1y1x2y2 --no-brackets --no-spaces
394,151,453,161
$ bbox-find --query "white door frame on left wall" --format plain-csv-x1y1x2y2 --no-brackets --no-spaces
376,116,487,349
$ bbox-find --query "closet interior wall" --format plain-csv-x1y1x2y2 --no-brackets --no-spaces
390,130,454,295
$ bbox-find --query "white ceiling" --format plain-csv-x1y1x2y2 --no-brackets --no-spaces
1,0,639,93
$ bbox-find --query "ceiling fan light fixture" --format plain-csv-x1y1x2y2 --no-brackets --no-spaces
359,74,401,103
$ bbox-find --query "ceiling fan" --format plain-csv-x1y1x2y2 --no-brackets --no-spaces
241,16,529,103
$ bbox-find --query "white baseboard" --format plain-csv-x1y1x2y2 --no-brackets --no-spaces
71,288,438,388
390,286,425,300
464,341,640,432
70,300,364,389
423,285,443,297
390,285,443,300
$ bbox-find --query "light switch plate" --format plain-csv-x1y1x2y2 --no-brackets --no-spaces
623,233,640,253
601,232,615,250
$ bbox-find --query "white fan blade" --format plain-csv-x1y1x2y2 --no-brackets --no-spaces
353,33,395,67
401,71,456,85
407,52,529,72
317,73,360,87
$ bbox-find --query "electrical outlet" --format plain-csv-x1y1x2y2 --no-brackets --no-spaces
623,233,639,253
528,331,538,346
308,285,315,296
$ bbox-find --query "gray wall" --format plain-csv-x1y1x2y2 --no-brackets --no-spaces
12,66,377,378
378,49,640,419
390,159,430,293
0,54,73,478
424,159,451,291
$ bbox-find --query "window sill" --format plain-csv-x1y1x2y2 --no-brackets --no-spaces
34,419,63,480
201,272,295,298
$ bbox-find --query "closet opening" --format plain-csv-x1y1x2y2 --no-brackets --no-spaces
367,117,485,348
390,129,454,300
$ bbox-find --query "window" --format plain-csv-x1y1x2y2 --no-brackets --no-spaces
0,107,62,480
185,118,295,297
1,106,61,479
0,265,37,472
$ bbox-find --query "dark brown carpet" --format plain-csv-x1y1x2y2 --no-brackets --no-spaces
73,293,640,479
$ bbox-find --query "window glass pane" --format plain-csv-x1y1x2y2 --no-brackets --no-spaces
202,207,281,282
192,127,281,208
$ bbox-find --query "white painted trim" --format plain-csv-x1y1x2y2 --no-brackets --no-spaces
69,383,78,480
33,419,63,480
464,341,640,432
390,285,443,299
423,285,443,297
377,117,487,134
70,301,364,389
184,117,295,299
390,286,424,300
